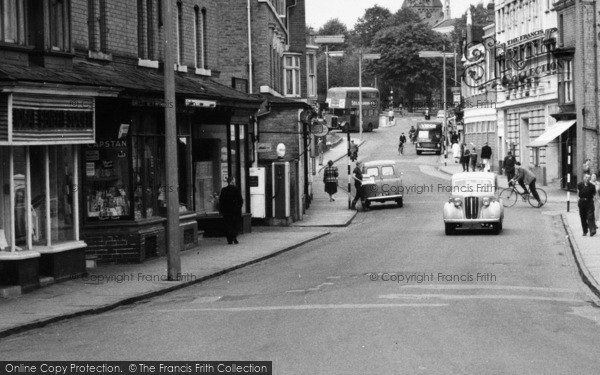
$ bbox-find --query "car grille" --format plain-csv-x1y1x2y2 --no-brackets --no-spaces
464,197,479,219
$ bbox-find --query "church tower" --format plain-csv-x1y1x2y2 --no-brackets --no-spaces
401,0,445,27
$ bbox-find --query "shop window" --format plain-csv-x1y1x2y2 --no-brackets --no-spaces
192,125,228,215
132,112,165,219
284,55,301,97
1,146,79,251
177,115,193,212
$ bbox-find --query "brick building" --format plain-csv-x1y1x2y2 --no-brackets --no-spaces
0,0,268,294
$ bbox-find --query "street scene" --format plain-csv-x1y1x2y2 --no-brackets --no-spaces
2,0,600,374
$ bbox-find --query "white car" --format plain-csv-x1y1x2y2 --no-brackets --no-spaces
443,172,504,235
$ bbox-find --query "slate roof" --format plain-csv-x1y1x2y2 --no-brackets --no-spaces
0,60,263,105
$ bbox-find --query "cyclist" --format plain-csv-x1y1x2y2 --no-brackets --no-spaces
511,162,542,207
408,126,416,143
399,133,407,155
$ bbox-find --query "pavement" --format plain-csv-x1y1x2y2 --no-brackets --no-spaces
436,155,600,302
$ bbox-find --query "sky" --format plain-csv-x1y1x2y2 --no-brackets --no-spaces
305,0,487,31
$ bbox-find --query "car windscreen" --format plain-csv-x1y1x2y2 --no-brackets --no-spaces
365,167,379,177
381,166,394,176
452,179,495,193
418,130,442,140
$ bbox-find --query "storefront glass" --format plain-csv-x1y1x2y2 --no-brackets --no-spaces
192,124,227,214
49,146,75,243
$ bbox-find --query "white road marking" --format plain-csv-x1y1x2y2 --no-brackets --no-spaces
395,284,578,293
286,282,335,293
193,296,222,303
146,303,448,313
379,293,582,303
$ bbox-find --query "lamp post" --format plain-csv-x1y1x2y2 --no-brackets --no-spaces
419,48,456,166
314,35,345,91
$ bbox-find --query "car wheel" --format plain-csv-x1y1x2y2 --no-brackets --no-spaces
364,200,371,209
445,223,454,235
416,150,422,155
367,123,373,132
436,151,441,155
493,222,502,234
396,198,403,207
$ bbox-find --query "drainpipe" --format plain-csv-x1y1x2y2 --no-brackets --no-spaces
247,0,253,93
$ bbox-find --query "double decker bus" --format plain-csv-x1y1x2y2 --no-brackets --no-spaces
324,87,380,132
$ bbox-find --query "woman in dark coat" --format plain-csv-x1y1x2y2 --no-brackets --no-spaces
219,176,244,244
323,160,339,202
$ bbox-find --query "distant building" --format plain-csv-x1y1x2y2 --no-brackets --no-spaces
401,0,444,28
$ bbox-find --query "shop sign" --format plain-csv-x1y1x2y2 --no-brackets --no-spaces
185,99,217,108
12,109,93,131
257,143,272,153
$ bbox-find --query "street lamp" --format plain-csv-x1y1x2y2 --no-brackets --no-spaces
314,35,345,91
419,48,456,166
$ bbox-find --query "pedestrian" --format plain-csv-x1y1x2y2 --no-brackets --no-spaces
503,151,516,182
470,147,478,172
481,142,492,172
591,173,600,227
388,108,395,126
219,176,244,245
583,158,591,175
452,141,460,163
351,161,367,211
398,133,407,155
577,173,597,236
317,138,326,165
349,140,359,161
461,144,470,172
323,160,339,202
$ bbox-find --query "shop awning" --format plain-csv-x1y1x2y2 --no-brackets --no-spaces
527,119,576,147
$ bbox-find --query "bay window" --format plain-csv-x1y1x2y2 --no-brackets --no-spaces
284,54,301,97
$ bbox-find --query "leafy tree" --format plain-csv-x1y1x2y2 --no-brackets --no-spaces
368,22,450,109
385,7,423,28
452,3,495,50
352,5,392,47
318,19,349,40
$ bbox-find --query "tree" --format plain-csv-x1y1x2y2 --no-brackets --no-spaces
452,3,495,50
385,7,423,28
318,19,349,40
369,22,448,109
352,5,392,47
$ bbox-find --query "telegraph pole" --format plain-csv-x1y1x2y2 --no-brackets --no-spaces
162,0,181,280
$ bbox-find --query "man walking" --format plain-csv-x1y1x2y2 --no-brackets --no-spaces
503,151,516,182
219,176,244,245
481,142,492,172
351,161,367,211
577,173,597,236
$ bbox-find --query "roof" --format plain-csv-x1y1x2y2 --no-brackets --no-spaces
363,160,397,167
0,60,263,105
432,18,457,30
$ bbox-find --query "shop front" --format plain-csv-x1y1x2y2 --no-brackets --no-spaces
0,92,96,293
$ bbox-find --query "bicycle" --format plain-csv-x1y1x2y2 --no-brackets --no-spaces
398,142,405,155
498,182,547,208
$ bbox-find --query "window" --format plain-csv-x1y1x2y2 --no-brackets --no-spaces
138,0,157,60
284,55,301,97
558,14,564,47
176,1,183,65
49,0,70,51
307,53,316,98
559,59,573,104
194,7,207,69
0,0,27,45
88,0,107,52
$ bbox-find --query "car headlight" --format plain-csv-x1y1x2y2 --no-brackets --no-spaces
437,144,440,148
453,198,462,207
483,197,491,206
416,143,420,147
